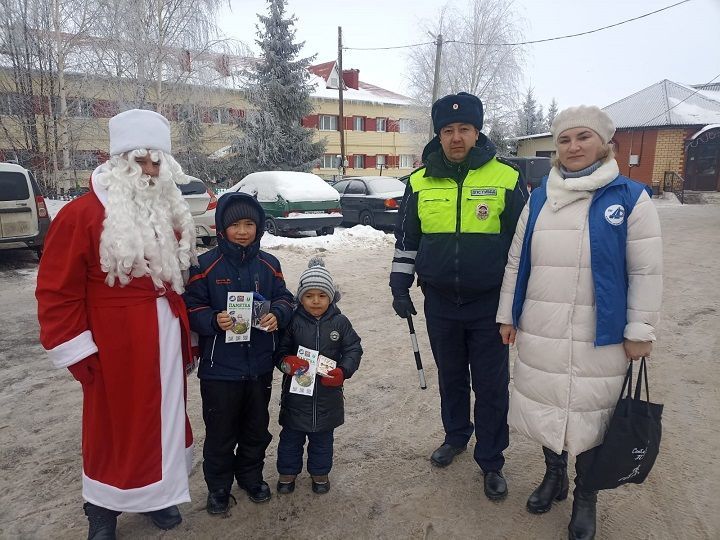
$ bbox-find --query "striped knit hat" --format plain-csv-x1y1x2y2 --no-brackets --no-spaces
297,257,336,301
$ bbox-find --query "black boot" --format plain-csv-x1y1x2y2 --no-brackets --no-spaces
568,487,597,539
83,503,120,540
142,505,182,530
527,446,569,514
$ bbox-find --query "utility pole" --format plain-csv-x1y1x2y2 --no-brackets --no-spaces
337,26,346,175
428,33,443,141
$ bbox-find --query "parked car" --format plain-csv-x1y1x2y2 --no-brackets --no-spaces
225,171,342,236
179,176,217,246
504,156,552,191
0,162,51,259
333,176,405,229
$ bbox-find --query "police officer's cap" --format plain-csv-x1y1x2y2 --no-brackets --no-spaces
431,92,484,135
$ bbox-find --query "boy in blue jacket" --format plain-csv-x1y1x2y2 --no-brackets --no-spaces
183,192,294,514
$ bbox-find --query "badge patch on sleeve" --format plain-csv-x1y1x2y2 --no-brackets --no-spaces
471,188,497,197
475,203,490,220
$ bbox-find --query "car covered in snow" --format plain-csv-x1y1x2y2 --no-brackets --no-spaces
179,176,218,246
333,176,405,229
0,162,51,259
225,171,342,236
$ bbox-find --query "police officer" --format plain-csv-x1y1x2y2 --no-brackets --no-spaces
390,92,526,500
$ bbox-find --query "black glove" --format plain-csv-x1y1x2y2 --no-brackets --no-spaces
392,292,417,318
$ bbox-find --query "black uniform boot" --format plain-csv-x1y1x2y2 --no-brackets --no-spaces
568,487,597,540
83,503,120,540
527,446,569,514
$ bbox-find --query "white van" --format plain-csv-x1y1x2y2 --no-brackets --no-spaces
0,163,51,258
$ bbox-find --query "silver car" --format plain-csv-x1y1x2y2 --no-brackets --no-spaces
0,162,51,258
179,177,217,246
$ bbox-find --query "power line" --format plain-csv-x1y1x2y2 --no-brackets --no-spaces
343,0,692,51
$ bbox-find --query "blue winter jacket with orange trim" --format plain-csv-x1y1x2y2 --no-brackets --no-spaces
183,192,295,380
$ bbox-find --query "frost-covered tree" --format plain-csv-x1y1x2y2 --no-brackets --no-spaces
406,0,525,141
545,98,558,131
515,87,545,136
228,0,324,178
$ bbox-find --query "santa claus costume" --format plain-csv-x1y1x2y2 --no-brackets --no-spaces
35,110,197,537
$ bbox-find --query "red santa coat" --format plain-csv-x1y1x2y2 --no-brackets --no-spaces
35,181,194,513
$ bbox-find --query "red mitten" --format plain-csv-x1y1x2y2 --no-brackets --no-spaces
67,354,99,386
280,355,310,376
320,367,345,387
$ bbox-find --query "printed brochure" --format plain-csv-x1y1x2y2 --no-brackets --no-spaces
226,292,253,343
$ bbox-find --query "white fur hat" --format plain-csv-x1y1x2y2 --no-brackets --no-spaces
551,105,615,144
109,109,172,156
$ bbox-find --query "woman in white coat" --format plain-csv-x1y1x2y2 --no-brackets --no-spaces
496,106,662,540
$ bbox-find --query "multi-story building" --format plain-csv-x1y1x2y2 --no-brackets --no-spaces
0,54,424,192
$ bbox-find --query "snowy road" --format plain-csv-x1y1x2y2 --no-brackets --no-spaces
0,204,718,539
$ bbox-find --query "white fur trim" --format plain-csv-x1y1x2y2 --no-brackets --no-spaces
546,159,620,211
109,109,171,155
81,298,190,512
47,330,98,369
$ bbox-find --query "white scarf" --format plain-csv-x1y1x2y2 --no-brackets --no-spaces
546,158,620,211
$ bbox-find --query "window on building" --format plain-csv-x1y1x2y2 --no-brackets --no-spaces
354,154,365,169
67,98,93,118
0,93,23,115
399,154,415,168
321,154,337,168
376,118,387,132
319,115,338,131
211,108,230,124
399,118,414,133
353,116,365,131
328,75,339,88
376,154,386,168
72,151,100,170
535,150,554,158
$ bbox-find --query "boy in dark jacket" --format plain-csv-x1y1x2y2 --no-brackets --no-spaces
183,192,294,514
275,258,362,495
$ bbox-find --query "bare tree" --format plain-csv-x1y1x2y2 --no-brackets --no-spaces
406,0,525,145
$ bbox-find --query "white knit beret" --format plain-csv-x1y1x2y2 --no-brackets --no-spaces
109,109,172,156
551,105,615,144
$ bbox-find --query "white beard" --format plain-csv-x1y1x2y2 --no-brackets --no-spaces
94,149,198,294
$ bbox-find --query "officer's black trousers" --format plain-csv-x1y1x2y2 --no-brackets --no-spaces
424,286,509,472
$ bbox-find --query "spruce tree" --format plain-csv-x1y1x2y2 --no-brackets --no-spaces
230,0,324,178
545,98,559,131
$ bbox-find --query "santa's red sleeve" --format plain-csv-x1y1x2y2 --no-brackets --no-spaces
35,203,98,368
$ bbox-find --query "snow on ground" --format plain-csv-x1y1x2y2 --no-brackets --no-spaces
45,198,69,219
261,225,393,251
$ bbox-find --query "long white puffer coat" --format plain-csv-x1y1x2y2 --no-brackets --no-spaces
496,159,663,456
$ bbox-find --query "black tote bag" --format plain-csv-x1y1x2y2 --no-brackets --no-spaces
582,358,663,491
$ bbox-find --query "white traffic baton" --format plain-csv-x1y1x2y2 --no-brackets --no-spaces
406,314,427,389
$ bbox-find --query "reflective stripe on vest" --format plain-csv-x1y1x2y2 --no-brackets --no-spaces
409,159,519,234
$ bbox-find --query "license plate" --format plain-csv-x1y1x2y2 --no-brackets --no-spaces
304,211,325,214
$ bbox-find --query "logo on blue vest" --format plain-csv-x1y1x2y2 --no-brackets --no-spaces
604,204,625,226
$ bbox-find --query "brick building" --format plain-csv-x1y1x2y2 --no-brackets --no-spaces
515,80,720,192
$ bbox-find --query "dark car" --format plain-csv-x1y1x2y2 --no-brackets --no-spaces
333,176,406,229
504,156,551,191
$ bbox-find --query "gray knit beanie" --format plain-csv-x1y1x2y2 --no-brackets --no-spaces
297,257,336,301
551,105,615,144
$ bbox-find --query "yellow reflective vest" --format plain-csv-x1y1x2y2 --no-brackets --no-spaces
409,158,520,235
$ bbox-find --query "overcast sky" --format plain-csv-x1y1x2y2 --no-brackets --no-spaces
218,0,720,113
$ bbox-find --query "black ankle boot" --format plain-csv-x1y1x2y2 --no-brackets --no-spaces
83,503,120,540
568,488,597,540
527,447,569,514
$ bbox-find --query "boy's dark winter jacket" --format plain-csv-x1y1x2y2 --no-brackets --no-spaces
276,303,362,432
184,192,295,380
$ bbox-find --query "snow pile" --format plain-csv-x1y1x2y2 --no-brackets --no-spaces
261,225,394,251
226,171,339,203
